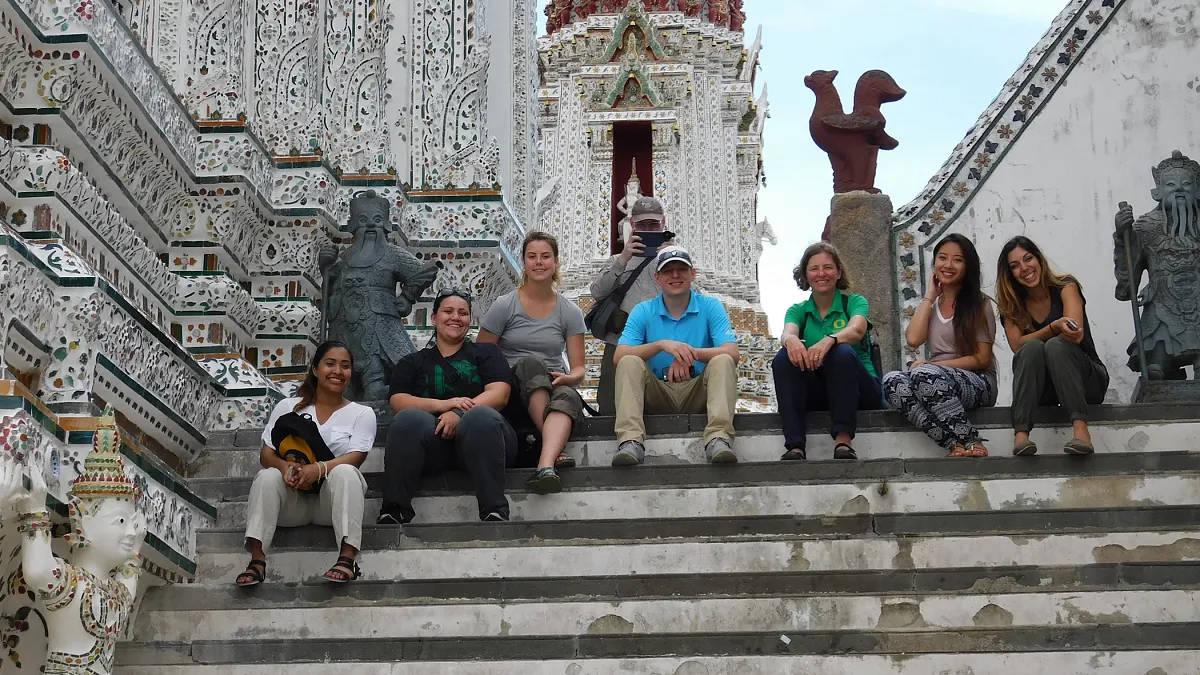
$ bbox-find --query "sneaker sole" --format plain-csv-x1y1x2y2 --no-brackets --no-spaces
1013,445,1038,456
527,474,563,495
833,451,858,460
611,451,642,466
709,449,738,464
1064,445,1095,455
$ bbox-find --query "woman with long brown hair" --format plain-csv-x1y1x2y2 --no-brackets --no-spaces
237,341,375,586
996,236,1108,456
882,234,997,457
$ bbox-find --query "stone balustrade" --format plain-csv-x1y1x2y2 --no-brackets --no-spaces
0,224,280,458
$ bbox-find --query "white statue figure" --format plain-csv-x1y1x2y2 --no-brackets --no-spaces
0,405,145,675
756,217,778,246
616,158,644,244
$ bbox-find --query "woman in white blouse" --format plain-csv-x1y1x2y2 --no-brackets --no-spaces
236,341,376,586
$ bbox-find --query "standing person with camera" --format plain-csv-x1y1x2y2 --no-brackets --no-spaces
996,236,1108,456
588,196,675,415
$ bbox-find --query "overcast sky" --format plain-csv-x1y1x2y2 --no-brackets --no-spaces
533,0,1066,333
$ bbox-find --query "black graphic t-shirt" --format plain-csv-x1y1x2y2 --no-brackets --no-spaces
389,341,511,400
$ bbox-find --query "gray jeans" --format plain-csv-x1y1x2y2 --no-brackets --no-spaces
1011,337,1108,433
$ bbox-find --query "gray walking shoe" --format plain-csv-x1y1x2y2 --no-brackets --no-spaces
1012,439,1038,456
612,440,646,466
526,467,563,495
1063,439,1095,455
705,437,737,464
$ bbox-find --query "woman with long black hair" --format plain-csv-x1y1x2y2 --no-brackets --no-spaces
236,341,375,586
996,235,1108,455
882,234,998,457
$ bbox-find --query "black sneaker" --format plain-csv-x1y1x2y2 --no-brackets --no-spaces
780,447,807,461
482,512,509,522
526,466,562,495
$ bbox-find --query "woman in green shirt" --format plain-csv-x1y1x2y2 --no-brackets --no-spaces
772,242,883,460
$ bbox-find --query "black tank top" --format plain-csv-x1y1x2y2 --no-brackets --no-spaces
1030,285,1100,362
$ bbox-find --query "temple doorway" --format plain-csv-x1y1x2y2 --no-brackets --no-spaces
611,121,654,255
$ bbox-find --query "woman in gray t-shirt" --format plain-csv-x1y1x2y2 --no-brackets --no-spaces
881,234,998,457
478,232,586,495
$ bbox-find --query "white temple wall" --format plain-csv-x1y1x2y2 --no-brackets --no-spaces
383,0,413,183
933,0,1200,404
485,0,539,226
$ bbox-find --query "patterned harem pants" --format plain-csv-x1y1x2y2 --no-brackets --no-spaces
882,364,994,449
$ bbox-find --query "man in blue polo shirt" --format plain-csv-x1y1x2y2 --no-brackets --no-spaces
612,246,741,466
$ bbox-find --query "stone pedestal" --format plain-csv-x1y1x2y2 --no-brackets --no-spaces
1132,379,1200,404
825,192,897,373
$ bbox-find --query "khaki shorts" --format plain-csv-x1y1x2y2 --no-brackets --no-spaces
511,355,584,423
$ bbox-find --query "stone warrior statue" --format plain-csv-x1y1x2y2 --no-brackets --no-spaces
0,406,146,675
1114,150,1200,380
319,191,439,401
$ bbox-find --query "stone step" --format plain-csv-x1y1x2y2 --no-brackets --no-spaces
189,421,1200,479
114,624,1200,667
190,451,1200,502
206,403,1200,450
197,505,1200,552
131,588,1200,643
195,528,1200,585
114,651,1200,675
137,562,1199,612
207,467,1200,528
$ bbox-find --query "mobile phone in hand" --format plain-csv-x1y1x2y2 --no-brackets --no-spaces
1065,319,1078,331
635,230,666,256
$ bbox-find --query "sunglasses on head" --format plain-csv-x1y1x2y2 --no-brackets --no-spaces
433,287,472,310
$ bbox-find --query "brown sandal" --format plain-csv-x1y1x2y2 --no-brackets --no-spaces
964,443,989,458
235,559,266,587
324,555,361,584
947,445,969,457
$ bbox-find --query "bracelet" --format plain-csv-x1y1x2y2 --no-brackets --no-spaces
318,461,327,481
17,510,52,536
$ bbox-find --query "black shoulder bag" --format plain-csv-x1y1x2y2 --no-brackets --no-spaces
585,255,655,340
270,411,336,494
799,294,884,378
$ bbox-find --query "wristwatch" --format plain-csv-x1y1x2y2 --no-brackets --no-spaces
829,335,839,347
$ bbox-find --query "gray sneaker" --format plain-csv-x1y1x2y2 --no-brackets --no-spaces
612,440,646,466
705,437,737,464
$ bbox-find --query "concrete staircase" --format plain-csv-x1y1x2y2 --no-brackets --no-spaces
117,405,1200,674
